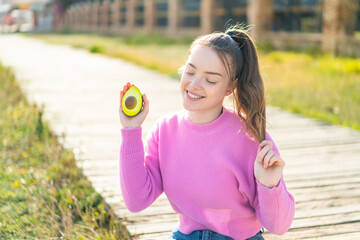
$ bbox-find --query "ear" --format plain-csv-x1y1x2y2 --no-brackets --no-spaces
225,84,233,96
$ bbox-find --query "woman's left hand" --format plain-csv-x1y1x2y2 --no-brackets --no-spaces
254,140,285,188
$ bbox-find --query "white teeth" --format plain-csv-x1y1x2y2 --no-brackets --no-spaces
188,91,202,99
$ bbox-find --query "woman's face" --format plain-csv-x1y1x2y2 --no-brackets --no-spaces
180,45,232,119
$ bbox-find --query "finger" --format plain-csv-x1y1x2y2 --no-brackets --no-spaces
119,90,124,113
268,155,285,168
142,93,149,116
263,151,276,168
123,82,132,92
258,145,271,163
260,140,273,149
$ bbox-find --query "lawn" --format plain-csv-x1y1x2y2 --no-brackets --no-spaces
26,32,360,130
0,64,130,239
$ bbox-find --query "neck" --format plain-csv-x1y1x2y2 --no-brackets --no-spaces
188,107,224,125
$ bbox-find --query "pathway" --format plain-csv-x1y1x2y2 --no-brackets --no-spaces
0,34,359,240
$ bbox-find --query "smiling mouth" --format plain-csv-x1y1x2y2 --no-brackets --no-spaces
186,90,205,100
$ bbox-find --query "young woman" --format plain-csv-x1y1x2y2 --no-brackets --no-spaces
118,26,295,240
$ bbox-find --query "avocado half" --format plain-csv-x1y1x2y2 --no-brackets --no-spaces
122,86,143,117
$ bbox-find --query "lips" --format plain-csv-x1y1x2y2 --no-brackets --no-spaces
186,90,204,101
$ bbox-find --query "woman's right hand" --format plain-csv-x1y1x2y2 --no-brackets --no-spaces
119,82,149,129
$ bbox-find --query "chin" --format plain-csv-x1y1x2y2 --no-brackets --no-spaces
182,101,196,112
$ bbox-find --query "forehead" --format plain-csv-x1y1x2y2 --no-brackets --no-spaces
188,45,227,73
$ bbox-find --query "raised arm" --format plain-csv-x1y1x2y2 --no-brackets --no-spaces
119,124,163,212
119,83,163,212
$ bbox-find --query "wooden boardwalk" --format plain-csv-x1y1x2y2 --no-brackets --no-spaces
0,35,359,240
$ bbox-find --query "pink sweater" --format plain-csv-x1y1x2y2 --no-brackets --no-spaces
120,107,295,240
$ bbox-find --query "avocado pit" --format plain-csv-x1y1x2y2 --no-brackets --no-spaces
125,96,137,110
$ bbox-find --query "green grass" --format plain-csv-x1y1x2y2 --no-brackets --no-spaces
23,32,360,130
261,51,360,130
355,31,360,39
0,64,131,239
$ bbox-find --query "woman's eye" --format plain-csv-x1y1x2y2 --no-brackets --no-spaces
206,79,216,84
186,72,195,76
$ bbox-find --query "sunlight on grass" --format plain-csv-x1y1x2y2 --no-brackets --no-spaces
355,31,360,39
260,51,360,130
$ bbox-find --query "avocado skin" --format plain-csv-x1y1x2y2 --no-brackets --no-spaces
122,86,143,116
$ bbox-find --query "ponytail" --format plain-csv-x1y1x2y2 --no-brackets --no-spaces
226,28,266,143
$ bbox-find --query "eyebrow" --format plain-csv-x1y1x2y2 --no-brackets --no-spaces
188,63,223,77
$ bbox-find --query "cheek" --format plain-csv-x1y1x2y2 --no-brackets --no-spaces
179,76,186,92
180,74,189,89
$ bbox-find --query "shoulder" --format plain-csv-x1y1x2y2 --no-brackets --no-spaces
222,107,247,135
148,110,186,134
155,110,187,127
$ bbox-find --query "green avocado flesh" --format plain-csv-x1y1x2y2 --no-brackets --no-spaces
122,86,143,116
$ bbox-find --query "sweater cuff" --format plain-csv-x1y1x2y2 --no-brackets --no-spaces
256,178,284,208
120,127,143,155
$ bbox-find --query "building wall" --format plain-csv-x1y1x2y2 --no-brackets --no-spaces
60,0,360,56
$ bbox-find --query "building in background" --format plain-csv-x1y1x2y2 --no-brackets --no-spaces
31,0,53,31
0,0,14,32
59,0,360,56
10,8,34,31
0,0,54,32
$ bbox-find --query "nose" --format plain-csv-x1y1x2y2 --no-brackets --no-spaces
190,75,202,89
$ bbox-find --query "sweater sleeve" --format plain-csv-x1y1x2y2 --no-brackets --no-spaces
119,122,163,212
253,134,295,235
254,177,295,235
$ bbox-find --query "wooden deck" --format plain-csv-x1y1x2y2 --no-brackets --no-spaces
0,35,359,240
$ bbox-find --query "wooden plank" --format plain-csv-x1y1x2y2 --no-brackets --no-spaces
291,211,360,229
127,220,178,237
295,197,360,211
285,169,357,180
285,167,360,181
286,175,360,189
302,231,360,239
294,204,360,219
293,188,360,203
114,203,175,218
276,139,360,150
137,231,172,240
279,143,360,157
263,222,360,239
291,184,360,201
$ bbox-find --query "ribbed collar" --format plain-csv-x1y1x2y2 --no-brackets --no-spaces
182,107,233,133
